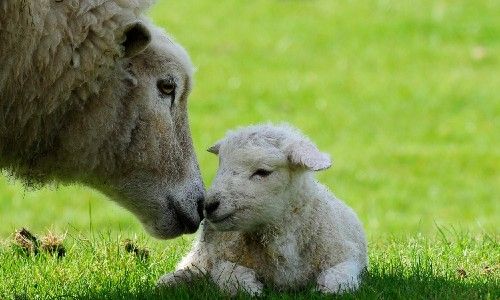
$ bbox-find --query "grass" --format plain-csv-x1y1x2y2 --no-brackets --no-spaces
0,233,497,299
0,0,499,298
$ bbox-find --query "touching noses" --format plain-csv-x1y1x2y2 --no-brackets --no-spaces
173,194,205,233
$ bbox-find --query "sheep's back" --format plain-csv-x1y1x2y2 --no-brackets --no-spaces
0,0,152,147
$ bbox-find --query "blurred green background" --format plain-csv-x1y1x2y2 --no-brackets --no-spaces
0,0,498,241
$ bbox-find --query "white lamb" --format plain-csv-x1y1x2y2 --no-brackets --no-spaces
158,124,368,295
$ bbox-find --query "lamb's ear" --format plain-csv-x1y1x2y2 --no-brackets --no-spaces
207,140,223,155
122,22,151,58
286,139,332,171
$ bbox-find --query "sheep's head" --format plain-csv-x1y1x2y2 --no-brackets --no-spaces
205,124,331,232
98,22,205,239
31,21,204,239
0,4,204,239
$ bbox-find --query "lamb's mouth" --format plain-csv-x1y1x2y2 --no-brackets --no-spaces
208,213,234,224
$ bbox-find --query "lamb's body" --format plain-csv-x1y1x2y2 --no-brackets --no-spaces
159,124,368,295
181,182,366,291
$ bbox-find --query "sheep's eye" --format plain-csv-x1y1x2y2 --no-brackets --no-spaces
251,169,273,178
157,79,176,97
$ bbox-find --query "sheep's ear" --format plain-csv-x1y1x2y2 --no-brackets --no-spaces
287,140,332,171
122,22,151,58
207,141,222,155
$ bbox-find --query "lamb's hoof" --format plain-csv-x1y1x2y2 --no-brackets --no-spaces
158,268,199,288
316,274,359,294
240,280,264,297
220,280,263,297
213,262,264,296
157,272,178,288
232,267,264,296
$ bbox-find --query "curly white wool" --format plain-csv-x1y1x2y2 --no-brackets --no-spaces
159,124,368,295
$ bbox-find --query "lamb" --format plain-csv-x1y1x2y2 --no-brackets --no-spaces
0,0,205,239
158,124,368,295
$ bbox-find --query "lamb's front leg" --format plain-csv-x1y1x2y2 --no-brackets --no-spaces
157,267,202,287
316,260,363,294
211,260,263,296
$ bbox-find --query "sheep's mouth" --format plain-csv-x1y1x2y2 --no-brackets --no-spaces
208,213,234,224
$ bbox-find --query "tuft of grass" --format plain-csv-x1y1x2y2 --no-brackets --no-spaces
12,228,39,256
40,231,66,258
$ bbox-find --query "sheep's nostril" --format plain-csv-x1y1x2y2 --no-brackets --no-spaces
174,208,199,233
197,197,205,219
204,201,220,216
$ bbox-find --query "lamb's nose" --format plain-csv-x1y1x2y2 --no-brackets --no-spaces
204,201,220,216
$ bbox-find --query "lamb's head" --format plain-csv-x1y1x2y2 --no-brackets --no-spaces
204,124,332,232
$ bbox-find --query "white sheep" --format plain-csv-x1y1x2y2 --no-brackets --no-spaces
158,124,368,295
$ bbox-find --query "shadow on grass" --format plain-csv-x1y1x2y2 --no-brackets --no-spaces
341,271,499,300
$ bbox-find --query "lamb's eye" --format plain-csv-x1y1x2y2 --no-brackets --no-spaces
157,79,176,97
251,169,273,178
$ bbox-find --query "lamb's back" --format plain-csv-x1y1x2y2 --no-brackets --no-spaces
310,183,367,268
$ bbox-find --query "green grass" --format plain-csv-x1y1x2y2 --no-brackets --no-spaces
1,0,499,298
0,233,498,299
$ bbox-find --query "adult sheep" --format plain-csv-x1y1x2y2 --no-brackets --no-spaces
0,0,204,239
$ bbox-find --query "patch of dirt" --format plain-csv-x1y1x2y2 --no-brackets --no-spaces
482,265,498,276
12,228,66,258
457,268,467,279
123,238,150,260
